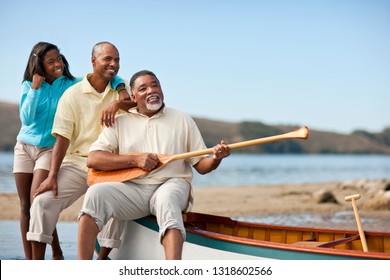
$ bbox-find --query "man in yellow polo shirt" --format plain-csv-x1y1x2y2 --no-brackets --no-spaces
27,42,134,259
78,70,231,260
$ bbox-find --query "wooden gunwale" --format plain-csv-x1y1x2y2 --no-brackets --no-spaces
168,212,390,259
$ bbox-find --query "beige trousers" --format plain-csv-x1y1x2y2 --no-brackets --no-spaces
27,163,88,244
79,178,191,249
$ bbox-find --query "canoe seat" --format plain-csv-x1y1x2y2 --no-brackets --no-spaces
292,234,360,248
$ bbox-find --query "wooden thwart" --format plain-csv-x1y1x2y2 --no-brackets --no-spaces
292,234,360,248
87,126,309,186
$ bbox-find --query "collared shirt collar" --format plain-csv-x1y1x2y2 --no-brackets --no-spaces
129,104,167,119
81,73,113,96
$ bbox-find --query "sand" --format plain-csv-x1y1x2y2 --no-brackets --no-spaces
1,180,389,231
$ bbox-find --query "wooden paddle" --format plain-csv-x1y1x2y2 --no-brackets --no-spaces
345,194,368,252
87,125,309,186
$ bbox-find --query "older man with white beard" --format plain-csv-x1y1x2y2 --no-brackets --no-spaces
77,70,230,260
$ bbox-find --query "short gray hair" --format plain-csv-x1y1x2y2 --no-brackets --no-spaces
129,70,160,94
91,41,116,57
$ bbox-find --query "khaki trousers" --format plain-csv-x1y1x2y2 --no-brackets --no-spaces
27,164,88,244
79,178,191,248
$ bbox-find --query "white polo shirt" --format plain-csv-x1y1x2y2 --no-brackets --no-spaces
89,106,208,185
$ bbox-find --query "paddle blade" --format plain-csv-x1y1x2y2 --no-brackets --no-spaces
87,167,149,185
87,154,174,186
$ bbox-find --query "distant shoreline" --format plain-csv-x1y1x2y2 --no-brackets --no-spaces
1,101,390,153
1,180,389,232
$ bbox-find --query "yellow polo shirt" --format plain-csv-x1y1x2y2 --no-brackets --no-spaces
52,74,122,171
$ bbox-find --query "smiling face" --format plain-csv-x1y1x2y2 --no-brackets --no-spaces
91,43,120,82
42,49,64,84
132,74,164,117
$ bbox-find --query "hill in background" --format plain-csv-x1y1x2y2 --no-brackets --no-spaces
1,101,389,153
0,102,21,151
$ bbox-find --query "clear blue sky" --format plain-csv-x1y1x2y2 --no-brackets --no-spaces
0,0,389,134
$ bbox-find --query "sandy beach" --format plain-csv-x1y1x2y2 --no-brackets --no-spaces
1,179,389,232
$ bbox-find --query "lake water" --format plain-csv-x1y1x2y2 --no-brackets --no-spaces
1,152,389,259
193,153,390,187
1,152,390,192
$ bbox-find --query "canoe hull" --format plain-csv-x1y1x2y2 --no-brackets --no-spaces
105,218,262,260
97,213,390,260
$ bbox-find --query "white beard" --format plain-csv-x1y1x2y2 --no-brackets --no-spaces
146,99,163,111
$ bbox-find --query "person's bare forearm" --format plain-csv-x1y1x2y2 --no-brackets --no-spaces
118,100,136,112
194,157,222,175
87,151,160,172
48,135,70,178
87,151,136,171
194,140,230,175
33,135,70,198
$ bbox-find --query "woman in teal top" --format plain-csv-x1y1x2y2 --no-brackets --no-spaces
14,42,127,259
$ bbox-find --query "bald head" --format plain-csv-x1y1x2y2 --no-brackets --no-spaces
92,42,118,58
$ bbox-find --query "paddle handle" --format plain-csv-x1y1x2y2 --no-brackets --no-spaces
345,194,368,252
173,126,309,161
87,126,308,185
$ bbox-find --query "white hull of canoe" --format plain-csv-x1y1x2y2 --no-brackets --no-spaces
106,219,265,260
99,215,390,260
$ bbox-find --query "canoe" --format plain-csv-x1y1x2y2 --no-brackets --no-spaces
96,212,390,260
